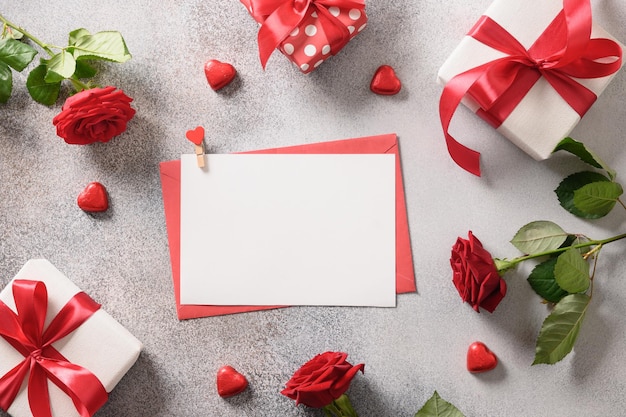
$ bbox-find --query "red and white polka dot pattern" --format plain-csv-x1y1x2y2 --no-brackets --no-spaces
240,0,368,74
278,6,367,73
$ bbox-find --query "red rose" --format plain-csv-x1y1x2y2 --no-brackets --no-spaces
281,351,364,408
450,231,507,313
52,86,136,145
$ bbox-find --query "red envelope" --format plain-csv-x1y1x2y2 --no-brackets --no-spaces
159,133,416,319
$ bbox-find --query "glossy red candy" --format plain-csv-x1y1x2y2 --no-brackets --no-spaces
370,65,402,95
204,60,236,91
77,182,109,212
216,365,248,398
467,341,498,373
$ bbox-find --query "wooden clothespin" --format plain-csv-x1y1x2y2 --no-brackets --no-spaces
185,126,206,168
194,141,205,168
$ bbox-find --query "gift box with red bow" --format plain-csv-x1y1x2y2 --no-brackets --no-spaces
240,0,368,73
437,0,623,176
0,259,142,417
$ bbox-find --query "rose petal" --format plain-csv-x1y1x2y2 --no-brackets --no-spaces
53,86,135,145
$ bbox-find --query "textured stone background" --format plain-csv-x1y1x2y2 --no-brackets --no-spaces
1,1,626,416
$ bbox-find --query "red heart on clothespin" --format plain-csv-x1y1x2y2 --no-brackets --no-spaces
467,341,498,373
185,126,205,145
370,65,402,95
216,365,248,398
77,182,109,212
204,59,237,91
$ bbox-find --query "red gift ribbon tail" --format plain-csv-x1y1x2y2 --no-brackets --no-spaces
30,355,108,417
28,363,53,417
439,61,511,177
0,360,30,412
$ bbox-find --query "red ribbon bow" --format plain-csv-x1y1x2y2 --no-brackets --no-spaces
0,280,108,417
248,0,365,68
439,0,622,176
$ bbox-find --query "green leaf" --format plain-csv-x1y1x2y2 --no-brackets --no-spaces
553,137,616,180
527,258,569,303
73,60,97,79
26,64,60,105
555,171,611,219
44,51,76,83
0,61,12,103
510,221,568,255
533,293,591,365
68,28,91,45
573,181,623,217
415,391,466,417
0,38,37,71
72,31,131,63
554,248,590,294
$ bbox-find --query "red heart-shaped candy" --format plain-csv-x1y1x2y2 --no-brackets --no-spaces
204,59,236,91
216,365,248,398
77,182,109,212
185,126,205,145
370,65,402,95
467,341,498,373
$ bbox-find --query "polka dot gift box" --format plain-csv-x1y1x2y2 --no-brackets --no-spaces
240,0,368,74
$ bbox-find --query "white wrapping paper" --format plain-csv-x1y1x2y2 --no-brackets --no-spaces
0,259,142,417
437,0,624,161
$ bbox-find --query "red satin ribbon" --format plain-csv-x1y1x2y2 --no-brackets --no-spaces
248,0,365,68
0,280,108,417
439,0,622,176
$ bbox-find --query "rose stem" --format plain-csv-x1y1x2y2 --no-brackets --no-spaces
0,13,55,56
1,14,93,92
507,232,626,267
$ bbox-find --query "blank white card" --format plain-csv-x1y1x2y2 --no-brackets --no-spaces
179,153,396,307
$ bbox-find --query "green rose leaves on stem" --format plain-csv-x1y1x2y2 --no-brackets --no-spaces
0,13,131,105
553,138,625,219
505,221,626,365
453,139,625,366
452,222,626,365
0,36,36,102
1,14,134,145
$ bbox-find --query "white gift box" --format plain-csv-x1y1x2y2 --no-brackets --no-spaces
437,0,624,161
0,259,142,417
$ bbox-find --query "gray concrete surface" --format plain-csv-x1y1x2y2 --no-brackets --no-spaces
1,1,626,416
